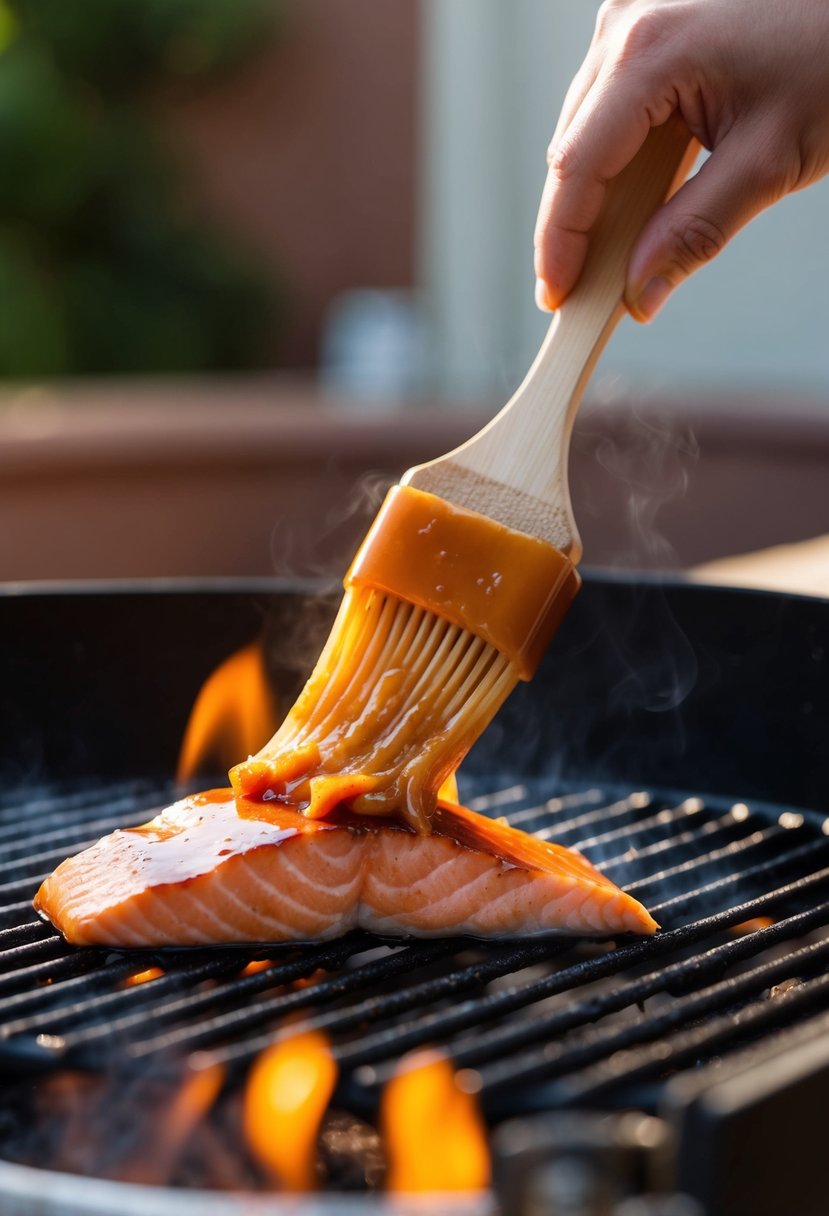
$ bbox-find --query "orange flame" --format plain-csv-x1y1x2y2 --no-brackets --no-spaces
164,1058,225,1146
731,916,774,935
293,968,327,992
177,641,280,784
119,1057,225,1184
243,1028,337,1191
381,1050,490,1193
123,966,165,987
240,958,274,977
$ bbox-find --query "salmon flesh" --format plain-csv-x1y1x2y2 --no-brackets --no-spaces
34,790,657,946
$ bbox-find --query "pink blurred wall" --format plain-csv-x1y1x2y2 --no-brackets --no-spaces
158,0,420,366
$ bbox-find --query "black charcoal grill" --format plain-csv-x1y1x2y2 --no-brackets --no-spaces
1,575,829,1216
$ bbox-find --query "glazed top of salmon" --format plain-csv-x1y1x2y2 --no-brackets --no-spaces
107,787,615,891
82,790,328,889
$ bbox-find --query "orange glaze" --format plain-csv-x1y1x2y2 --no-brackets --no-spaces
85,789,327,888
348,486,580,680
231,487,580,832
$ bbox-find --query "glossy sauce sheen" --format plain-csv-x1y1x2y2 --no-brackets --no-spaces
347,486,580,680
98,790,316,886
34,790,658,946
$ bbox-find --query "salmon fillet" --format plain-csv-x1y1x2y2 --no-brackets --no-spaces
34,790,657,946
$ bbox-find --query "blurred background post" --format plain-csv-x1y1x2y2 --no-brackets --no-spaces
1,0,828,587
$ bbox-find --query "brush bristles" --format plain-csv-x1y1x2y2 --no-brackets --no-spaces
232,588,519,832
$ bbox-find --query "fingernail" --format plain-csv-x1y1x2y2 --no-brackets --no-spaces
535,278,553,313
631,275,672,322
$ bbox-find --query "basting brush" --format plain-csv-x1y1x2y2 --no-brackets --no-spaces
232,118,697,833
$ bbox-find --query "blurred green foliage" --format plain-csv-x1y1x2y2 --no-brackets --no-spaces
0,0,285,376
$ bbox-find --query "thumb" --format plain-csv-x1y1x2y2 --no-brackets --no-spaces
625,124,786,322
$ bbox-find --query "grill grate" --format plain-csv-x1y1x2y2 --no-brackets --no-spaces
2,778,829,1120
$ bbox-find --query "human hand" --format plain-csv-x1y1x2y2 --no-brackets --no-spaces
534,0,829,321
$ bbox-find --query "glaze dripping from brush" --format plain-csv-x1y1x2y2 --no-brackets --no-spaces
231,487,579,834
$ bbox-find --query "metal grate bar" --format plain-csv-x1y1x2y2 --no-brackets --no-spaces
211,941,572,1069
476,935,829,1096
337,878,829,1073
627,824,791,892
1,954,260,1040
556,798,712,852
0,922,54,949
121,941,461,1062
0,807,171,880
0,953,112,1000
0,938,71,970
506,791,649,834
0,810,156,864
0,791,157,845
598,811,756,870
598,812,758,880
470,786,603,819
454,901,829,1075
555,968,829,1108
614,837,785,906
0,781,156,827
0,900,45,931
1,937,363,1044
0,874,65,902
645,836,829,919
0,957,157,1020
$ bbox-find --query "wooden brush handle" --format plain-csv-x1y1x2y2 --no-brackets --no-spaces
405,115,698,559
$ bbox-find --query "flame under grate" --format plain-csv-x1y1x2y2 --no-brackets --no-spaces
2,778,829,1120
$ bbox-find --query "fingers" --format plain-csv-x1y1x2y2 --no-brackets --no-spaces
547,52,600,155
535,0,829,319
533,51,601,313
625,123,786,321
534,66,675,311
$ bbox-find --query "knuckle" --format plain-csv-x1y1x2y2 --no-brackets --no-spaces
595,0,617,38
791,137,820,191
547,136,581,184
618,6,670,60
596,0,632,35
667,214,727,272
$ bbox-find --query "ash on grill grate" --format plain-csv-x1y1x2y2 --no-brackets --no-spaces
1,776,829,1134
